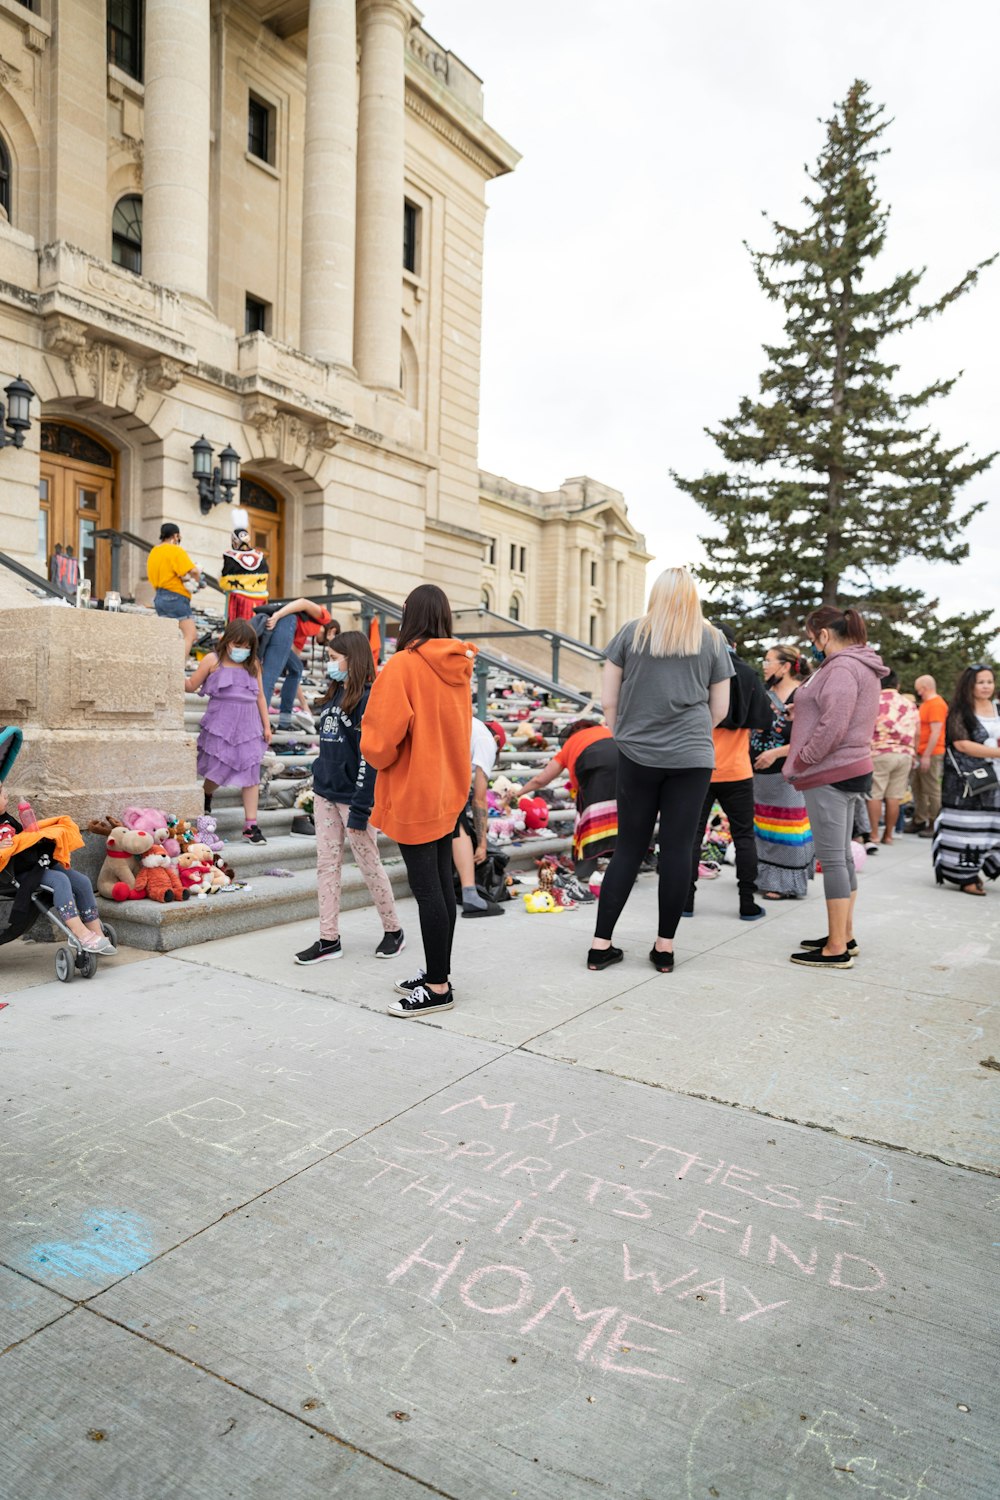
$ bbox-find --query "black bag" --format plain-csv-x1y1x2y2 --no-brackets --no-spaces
453,848,511,904
947,748,1000,800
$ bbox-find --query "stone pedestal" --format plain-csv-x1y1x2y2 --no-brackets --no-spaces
0,585,200,828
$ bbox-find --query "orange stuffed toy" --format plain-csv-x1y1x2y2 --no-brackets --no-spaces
132,844,189,903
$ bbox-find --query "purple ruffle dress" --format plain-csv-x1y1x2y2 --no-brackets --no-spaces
197,665,267,788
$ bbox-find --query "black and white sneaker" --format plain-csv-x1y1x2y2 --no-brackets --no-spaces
295,938,342,965
375,929,405,959
393,968,425,996
387,983,454,1018
243,823,267,844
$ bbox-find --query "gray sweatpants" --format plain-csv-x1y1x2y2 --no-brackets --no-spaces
802,784,859,901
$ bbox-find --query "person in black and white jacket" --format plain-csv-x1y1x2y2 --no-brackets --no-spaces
294,631,404,965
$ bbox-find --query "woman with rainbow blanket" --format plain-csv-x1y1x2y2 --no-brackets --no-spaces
751,646,815,900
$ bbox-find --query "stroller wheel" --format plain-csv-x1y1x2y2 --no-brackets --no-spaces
54,946,75,983
77,951,99,979
100,920,119,950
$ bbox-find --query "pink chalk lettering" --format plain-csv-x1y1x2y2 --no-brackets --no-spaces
720,1163,761,1195
363,1157,417,1189
519,1216,578,1263
736,1286,789,1322
519,1286,619,1361
829,1252,886,1292
386,1236,466,1298
597,1314,683,1383
738,1224,753,1257
552,1120,604,1153
767,1237,818,1275
677,1277,728,1314
438,1188,504,1223
500,1156,553,1185
622,1243,699,1295
514,1114,562,1144
459,1264,534,1317
686,1208,739,1238
628,1138,724,1184
483,1151,518,1173
401,1175,454,1206
445,1140,497,1163
440,1096,516,1130
492,1199,524,1233
544,1168,572,1193
395,1130,452,1156
805,1196,859,1227
611,1184,671,1221
758,1183,802,1211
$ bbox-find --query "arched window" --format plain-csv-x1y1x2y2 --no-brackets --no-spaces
112,195,142,274
509,594,521,623
481,588,491,611
0,137,10,223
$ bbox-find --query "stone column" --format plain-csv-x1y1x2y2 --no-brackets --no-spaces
300,0,358,366
143,0,211,300
605,551,619,634
354,0,408,390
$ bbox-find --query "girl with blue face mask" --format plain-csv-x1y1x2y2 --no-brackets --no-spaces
184,618,272,843
294,631,404,967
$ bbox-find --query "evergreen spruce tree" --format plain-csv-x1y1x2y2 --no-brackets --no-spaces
675,80,996,656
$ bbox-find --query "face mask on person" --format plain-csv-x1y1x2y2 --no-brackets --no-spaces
810,643,825,663
229,647,251,664
326,664,347,682
765,672,783,689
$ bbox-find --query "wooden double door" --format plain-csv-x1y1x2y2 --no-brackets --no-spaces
38,423,116,598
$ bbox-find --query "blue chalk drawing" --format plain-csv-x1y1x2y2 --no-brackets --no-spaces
30,1210,154,1280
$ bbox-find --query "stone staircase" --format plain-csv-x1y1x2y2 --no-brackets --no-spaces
98,669,583,952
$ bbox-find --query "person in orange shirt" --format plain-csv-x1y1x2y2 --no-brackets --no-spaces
910,674,948,836
360,585,475,1018
687,625,772,921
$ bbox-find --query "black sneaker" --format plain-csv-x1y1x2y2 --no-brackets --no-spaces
387,983,454,1018
798,936,859,956
394,968,425,996
243,824,267,844
295,938,342,965
375,929,405,959
289,815,315,837
790,948,854,969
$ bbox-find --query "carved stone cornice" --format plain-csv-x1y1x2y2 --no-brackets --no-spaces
43,316,88,367
143,356,183,394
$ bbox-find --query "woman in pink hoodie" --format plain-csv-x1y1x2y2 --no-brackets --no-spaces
783,606,887,971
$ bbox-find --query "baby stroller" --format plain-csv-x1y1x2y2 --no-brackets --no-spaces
0,727,118,983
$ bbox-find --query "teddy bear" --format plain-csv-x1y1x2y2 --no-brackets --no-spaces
131,844,189,903
195,814,224,852
186,842,231,893
164,816,199,858
177,849,213,897
97,826,155,901
121,806,170,844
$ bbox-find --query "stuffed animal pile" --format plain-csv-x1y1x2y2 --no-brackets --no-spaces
90,806,233,903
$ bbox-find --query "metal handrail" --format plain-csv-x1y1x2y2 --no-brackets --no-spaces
94,527,224,596
0,551,72,601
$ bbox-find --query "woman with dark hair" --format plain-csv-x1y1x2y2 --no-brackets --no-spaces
783,606,886,968
518,717,618,882
751,645,815,900
185,617,272,841
360,585,476,1016
295,632,404,965
932,664,1000,895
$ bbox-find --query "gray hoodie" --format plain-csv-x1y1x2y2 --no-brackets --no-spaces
784,644,888,790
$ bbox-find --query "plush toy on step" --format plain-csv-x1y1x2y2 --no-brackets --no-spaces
120,805,171,843
97,826,155,902
132,844,189,902
519,795,549,832
195,814,225,852
177,849,213,897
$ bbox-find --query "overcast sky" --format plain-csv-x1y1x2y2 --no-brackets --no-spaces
427,0,999,631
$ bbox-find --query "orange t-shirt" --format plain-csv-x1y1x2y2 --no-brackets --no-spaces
555,725,612,793
918,695,947,756
711,727,752,783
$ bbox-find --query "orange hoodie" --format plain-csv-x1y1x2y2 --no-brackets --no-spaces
360,638,475,844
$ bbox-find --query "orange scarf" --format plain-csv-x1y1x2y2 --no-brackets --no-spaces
0,816,84,875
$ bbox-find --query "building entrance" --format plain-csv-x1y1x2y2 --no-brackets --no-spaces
38,423,116,597
240,476,284,598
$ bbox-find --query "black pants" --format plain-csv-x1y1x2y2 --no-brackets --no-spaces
690,777,758,896
595,755,712,942
398,832,457,985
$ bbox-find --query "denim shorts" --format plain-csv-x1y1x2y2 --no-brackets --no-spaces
154,588,193,620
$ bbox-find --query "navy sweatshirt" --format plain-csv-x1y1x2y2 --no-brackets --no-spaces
312,685,376,828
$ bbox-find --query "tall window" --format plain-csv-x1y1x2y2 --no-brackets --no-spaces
0,138,10,223
485,537,496,566
248,95,274,164
107,0,143,82
403,199,421,274
112,195,143,274
481,588,491,610
509,595,521,622
245,295,270,335
590,560,598,587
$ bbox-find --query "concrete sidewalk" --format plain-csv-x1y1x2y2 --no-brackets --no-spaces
2,836,998,1498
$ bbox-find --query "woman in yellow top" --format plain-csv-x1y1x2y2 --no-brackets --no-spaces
147,521,202,653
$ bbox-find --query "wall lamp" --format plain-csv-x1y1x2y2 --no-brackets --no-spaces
192,436,241,515
0,375,35,450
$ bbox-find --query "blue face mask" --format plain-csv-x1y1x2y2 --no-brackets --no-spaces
326,664,347,682
810,643,825,663
229,647,251,664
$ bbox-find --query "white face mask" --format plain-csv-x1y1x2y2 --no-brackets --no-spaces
229,647,251,663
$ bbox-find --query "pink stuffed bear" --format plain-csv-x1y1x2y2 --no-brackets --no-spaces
121,806,170,843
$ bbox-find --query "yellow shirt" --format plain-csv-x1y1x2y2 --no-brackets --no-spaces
148,542,195,597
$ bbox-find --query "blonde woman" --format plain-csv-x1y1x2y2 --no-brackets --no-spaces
588,568,733,974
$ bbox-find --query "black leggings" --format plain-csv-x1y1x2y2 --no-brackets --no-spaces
398,832,457,985
595,756,712,942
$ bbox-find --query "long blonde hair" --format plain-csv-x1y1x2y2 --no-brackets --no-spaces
633,568,713,658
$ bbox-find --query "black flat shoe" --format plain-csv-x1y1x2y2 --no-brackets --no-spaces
649,947,674,973
587,945,623,971
790,948,853,969
798,936,859,955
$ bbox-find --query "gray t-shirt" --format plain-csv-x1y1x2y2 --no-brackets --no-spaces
604,621,734,769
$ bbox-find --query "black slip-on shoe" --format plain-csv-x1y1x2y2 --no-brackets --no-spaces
375,929,406,959
649,947,675,973
295,939,342,965
790,948,854,969
798,936,859,956
587,945,624,971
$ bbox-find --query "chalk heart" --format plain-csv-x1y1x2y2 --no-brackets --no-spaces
30,1210,154,1282
305,1290,584,1435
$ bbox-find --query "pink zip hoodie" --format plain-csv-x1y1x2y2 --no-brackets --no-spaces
784,644,888,790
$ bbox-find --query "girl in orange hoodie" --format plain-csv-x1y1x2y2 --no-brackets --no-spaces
360,584,475,1016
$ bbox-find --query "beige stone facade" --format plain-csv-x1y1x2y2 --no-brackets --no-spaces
477,473,652,645
0,0,519,609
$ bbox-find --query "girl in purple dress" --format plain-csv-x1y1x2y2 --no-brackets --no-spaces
184,619,272,844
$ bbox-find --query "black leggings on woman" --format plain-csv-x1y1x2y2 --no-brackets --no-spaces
595,756,712,942
398,832,457,985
